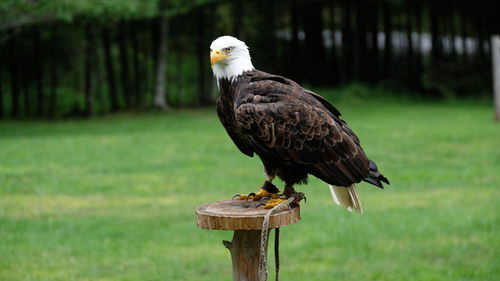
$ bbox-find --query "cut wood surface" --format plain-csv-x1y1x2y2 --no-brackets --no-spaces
196,199,300,230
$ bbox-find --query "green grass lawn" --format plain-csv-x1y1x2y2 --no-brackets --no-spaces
1,97,499,281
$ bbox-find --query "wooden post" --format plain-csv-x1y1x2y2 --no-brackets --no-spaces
196,200,300,281
492,35,500,121
225,230,267,281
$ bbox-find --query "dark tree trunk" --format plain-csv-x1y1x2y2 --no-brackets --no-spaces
118,21,132,109
290,1,302,82
139,20,150,104
341,0,354,83
21,66,30,118
253,0,277,73
460,3,469,62
177,51,185,106
49,55,58,118
8,36,20,118
0,67,3,118
33,27,44,117
232,0,243,38
130,21,141,106
94,32,106,114
406,1,415,87
153,16,169,110
303,1,326,85
415,1,423,52
369,1,380,83
101,27,119,112
414,0,423,90
430,0,443,59
354,0,368,81
328,1,339,85
406,3,414,61
475,6,486,60
196,7,212,105
383,2,393,77
150,19,159,105
84,25,95,117
141,20,152,105
449,7,457,60
17,31,31,117
48,25,58,118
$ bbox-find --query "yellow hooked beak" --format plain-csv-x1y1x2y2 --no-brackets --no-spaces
210,49,228,66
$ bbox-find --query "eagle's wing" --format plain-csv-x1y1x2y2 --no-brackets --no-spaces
235,79,370,186
217,97,254,157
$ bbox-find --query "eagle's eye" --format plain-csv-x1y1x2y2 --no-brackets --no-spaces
224,47,232,53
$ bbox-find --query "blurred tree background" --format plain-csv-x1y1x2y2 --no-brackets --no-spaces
0,0,498,118
1,2,499,280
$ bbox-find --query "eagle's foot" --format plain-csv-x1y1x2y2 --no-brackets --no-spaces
258,192,306,209
261,198,287,209
233,188,280,201
232,181,280,201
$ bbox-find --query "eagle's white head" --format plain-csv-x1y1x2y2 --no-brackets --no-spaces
210,36,254,82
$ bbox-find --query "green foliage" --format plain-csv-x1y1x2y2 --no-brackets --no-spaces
0,98,499,280
422,58,493,100
0,0,217,27
0,1,160,30
0,0,495,119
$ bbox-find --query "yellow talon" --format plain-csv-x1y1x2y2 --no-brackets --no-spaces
238,188,280,201
262,198,287,209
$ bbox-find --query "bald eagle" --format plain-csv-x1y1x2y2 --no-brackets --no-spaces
210,36,389,212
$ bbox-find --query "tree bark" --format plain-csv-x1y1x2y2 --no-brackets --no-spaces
101,27,119,112
225,230,268,281
154,16,169,110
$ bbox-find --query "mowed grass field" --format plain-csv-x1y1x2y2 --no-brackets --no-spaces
0,97,499,281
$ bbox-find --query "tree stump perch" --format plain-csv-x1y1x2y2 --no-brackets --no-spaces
196,200,301,281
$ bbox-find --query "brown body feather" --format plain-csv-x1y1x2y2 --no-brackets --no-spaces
216,69,389,189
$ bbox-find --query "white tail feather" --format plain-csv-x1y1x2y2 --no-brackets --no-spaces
329,184,363,213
